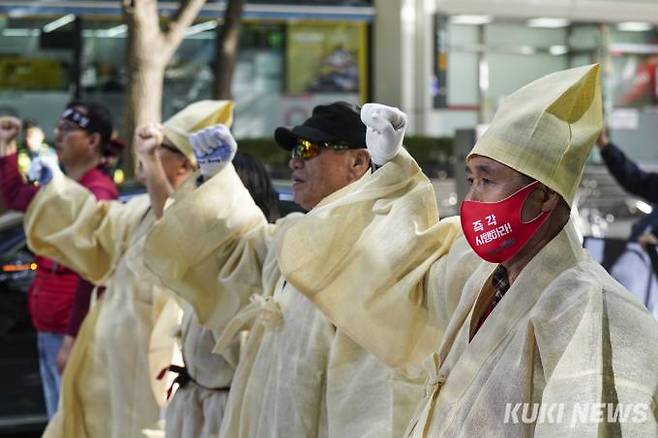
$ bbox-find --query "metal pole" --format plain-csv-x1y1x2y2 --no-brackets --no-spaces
73,16,82,99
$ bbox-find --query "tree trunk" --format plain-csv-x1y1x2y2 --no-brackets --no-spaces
214,0,245,99
121,0,207,178
128,62,165,135
125,62,164,176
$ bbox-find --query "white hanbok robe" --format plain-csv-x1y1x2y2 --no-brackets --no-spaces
24,174,183,438
165,305,239,438
143,152,461,437
275,151,658,437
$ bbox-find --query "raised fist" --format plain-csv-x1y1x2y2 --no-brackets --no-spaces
360,103,407,167
135,123,164,158
189,124,237,179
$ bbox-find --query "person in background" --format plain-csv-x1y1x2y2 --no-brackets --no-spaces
597,127,658,205
144,102,433,438
232,152,280,222
57,129,128,376
24,100,233,438
0,102,118,419
163,151,279,438
16,119,56,175
596,129,658,319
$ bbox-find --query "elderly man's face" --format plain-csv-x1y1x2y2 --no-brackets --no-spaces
289,148,363,210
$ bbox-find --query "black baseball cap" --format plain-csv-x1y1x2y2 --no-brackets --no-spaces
274,101,366,151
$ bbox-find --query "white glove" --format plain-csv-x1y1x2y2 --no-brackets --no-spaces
27,154,62,185
360,103,407,167
189,124,237,180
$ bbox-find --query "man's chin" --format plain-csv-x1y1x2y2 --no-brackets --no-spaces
292,192,312,211
292,195,305,209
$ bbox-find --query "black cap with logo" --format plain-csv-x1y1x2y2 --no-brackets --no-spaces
274,101,366,150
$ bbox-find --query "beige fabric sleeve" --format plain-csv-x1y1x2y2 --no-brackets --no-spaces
143,164,271,331
425,234,481,335
276,149,462,372
24,173,150,284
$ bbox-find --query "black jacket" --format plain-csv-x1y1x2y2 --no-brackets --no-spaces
601,142,658,204
601,142,658,240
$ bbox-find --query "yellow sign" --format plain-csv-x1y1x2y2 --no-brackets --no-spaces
287,21,367,103
0,57,63,90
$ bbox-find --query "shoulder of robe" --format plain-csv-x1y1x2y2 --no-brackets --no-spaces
115,193,152,227
444,233,481,269
430,230,491,297
530,257,652,320
274,211,305,228
529,257,658,375
270,212,305,244
123,192,151,211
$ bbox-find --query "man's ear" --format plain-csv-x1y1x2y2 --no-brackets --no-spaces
350,149,371,177
522,184,559,222
88,132,102,154
540,186,561,212
179,157,195,174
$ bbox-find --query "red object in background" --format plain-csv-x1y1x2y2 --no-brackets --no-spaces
618,56,658,106
0,153,117,335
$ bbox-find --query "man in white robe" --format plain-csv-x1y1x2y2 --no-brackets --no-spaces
143,102,466,437
22,101,234,438
277,65,658,437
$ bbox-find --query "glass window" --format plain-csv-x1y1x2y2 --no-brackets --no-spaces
160,21,287,138
156,19,367,138
0,15,76,138
79,18,127,136
482,22,568,122
243,0,372,4
446,24,479,107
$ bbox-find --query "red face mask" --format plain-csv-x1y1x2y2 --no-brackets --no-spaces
460,181,550,263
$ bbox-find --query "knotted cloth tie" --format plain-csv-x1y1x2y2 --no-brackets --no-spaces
213,294,283,355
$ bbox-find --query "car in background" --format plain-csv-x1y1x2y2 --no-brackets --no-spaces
0,212,46,436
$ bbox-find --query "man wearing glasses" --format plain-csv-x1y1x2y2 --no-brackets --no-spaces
144,101,425,438
275,102,371,211
21,100,234,437
0,103,118,419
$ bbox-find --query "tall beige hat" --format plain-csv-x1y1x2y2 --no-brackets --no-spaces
161,100,234,164
468,64,602,206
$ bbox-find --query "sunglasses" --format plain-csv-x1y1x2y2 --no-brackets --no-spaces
291,138,352,160
55,121,86,136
